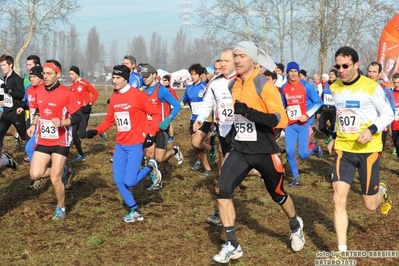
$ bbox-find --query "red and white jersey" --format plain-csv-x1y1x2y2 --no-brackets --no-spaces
95,84,161,145
70,77,99,107
35,84,80,147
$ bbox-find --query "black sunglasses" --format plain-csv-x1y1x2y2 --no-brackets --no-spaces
334,63,353,70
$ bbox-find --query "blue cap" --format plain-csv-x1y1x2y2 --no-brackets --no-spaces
286,61,300,74
205,66,215,75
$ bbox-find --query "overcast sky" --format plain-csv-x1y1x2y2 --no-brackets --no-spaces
68,0,200,58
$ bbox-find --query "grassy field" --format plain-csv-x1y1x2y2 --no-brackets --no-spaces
0,87,398,266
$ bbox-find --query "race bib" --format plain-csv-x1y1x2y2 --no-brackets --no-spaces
4,94,13,108
40,119,59,139
115,111,131,132
217,102,234,123
234,115,257,141
323,94,334,105
286,105,302,120
337,108,360,133
190,102,202,115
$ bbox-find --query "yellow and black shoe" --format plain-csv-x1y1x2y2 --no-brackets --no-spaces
379,180,392,215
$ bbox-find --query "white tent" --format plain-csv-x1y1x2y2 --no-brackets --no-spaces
170,69,191,89
156,69,169,79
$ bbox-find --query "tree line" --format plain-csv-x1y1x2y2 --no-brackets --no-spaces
1,0,398,78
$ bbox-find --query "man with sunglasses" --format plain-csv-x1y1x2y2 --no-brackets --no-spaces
327,46,394,255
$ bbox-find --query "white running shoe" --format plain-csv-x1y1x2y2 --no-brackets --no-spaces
174,145,184,165
211,241,243,263
290,216,305,252
147,159,162,186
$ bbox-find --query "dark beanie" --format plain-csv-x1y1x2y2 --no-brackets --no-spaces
69,65,80,76
300,69,307,77
286,61,300,74
329,69,338,76
276,63,284,72
162,75,170,81
29,66,43,79
113,66,130,82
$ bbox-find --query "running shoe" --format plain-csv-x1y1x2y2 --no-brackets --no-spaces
290,216,305,252
211,242,243,263
200,170,212,177
73,154,87,162
289,178,302,187
14,133,21,146
324,135,332,144
62,166,75,189
313,140,323,158
28,179,43,190
379,180,392,215
168,136,174,143
147,183,163,191
100,132,107,141
2,152,18,171
190,161,201,171
205,211,222,227
173,145,184,165
123,210,144,223
147,159,162,186
392,149,397,156
52,206,67,220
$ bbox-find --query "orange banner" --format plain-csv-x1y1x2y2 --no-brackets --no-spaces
377,14,399,83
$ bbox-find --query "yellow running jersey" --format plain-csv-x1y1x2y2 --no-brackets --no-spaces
330,75,394,153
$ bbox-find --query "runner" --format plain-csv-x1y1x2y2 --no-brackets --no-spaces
140,64,183,190
211,41,305,263
327,46,393,255
280,61,323,187
28,59,79,220
85,64,162,222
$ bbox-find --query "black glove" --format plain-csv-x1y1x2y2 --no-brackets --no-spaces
234,101,248,115
1,83,9,94
86,129,98,139
143,134,154,148
81,104,92,114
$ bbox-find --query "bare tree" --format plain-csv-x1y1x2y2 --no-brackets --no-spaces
85,26,105,79
109,40,119,66
170,29,188,70
130,36,148,64
299,0,399,73
0,0,80,74
196,0,293,64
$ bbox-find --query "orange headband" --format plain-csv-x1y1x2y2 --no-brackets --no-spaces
43,62,61,73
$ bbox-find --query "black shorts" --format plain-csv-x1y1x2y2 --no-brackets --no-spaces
35,144,70,157
189,120,211,135
154,130,169,150
331,150,380,195
218,135,231,156
215,149,287,204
